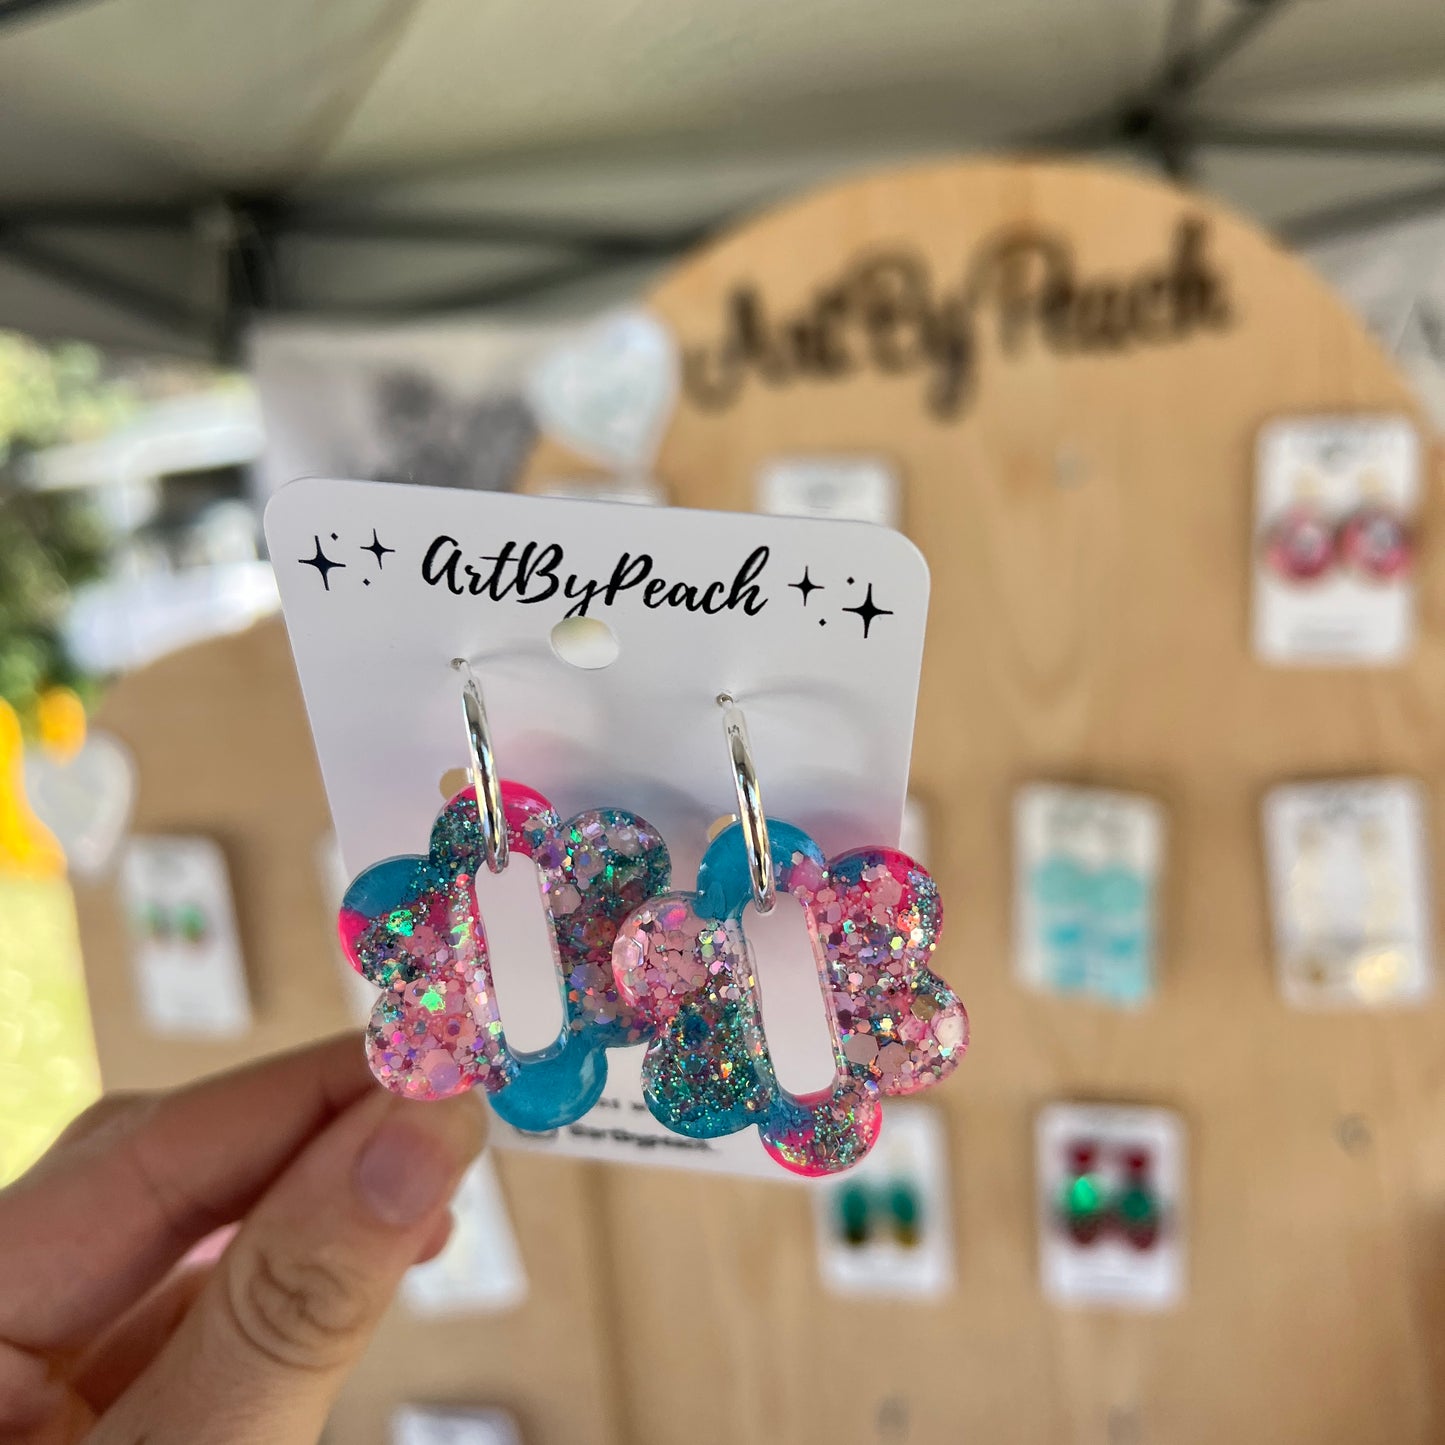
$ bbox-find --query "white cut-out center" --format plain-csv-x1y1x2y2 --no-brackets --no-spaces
747,894,838,1096
549,615,620,669
471,856,567,1054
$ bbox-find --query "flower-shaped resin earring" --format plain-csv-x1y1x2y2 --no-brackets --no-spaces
338,661,669,1131
613,695,968,1176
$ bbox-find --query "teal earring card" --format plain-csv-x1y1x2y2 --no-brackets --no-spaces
1014,785,1165,1008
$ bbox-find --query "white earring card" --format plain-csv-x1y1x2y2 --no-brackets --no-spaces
1014,785,1165,1008
756,455,902,529
813,1104,954,1298
1252,414,1420,666
265,479,931,1175
1037,1103,1185,1311
1262,777,1433,1009
118,835,252,1037
532,474,667,506
392,1406,522,1445
402,1155,527,1315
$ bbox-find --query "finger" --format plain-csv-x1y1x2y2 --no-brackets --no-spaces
0,1341,70,1437
71,1259,214,1416
0,1241,229,1438
0,1032,372,1355
75,1207,451,1417
96,1088,485,1445
414,1207,456,1266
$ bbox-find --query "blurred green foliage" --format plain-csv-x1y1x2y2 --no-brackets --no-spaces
0,335,131,723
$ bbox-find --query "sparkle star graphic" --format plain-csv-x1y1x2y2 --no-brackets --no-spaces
842,582,894,638
361,528,395,569
299,535,346,591
789,566,823,606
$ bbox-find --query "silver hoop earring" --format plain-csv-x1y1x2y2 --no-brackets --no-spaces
717,692,774,913
453,658,509,874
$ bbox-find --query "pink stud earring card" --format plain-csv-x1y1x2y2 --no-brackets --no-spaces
1252,414,1419,666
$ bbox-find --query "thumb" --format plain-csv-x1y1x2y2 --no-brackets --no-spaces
93,1085,486,1444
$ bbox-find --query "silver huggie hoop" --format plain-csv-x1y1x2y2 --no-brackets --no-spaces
717,692,775,914
453,658,509,874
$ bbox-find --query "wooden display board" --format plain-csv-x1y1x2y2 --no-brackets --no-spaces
522,158,1445,1445
76,159,1445,1445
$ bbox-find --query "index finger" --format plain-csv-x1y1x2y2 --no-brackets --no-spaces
0,1032,374,1355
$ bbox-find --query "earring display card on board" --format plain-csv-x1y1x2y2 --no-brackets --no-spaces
1252,415,1419,666
756,455,902,529
403,1155,527,1316
1037,1103,1186,1311
1014,785,1164,1008
266,479,931,1177
118,836,252,1037
392,1405,522,1445
1262,778,1433,1009
813,1104,954,1298
532,474,668,506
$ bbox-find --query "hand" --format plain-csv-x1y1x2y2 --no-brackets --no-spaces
0,1033,486,1444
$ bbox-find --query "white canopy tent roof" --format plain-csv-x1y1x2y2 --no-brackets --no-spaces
1,0,1444,358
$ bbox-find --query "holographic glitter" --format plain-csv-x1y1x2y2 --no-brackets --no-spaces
339,781,669,1131
614,819,967,1177
1338,502,1412,582
1261,503,1335,583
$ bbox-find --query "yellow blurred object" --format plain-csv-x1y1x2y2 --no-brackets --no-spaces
0,698,64,878
35,685,87,763
0,873,100,1183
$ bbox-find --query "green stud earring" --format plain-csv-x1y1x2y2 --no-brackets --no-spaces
174,902,209,946
837,1181,872,1247
887,1178,922,1248
1059,1141,1107,1245
1115,1148,1160,1250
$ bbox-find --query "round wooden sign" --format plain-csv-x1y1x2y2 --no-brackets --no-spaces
523,159,1442,1444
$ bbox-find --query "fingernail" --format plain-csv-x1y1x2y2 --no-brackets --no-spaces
353,1098,485,1227
185,1221,239,1266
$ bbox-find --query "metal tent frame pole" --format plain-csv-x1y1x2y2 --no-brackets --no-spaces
0,0,1440,351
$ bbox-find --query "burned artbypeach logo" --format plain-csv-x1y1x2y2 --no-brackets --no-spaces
680,216,1232,421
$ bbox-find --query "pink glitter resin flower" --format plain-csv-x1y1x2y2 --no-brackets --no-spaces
614,819,968,1177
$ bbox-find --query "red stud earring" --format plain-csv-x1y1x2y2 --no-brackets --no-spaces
1261,477,1335,584
1337,476,1413,582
